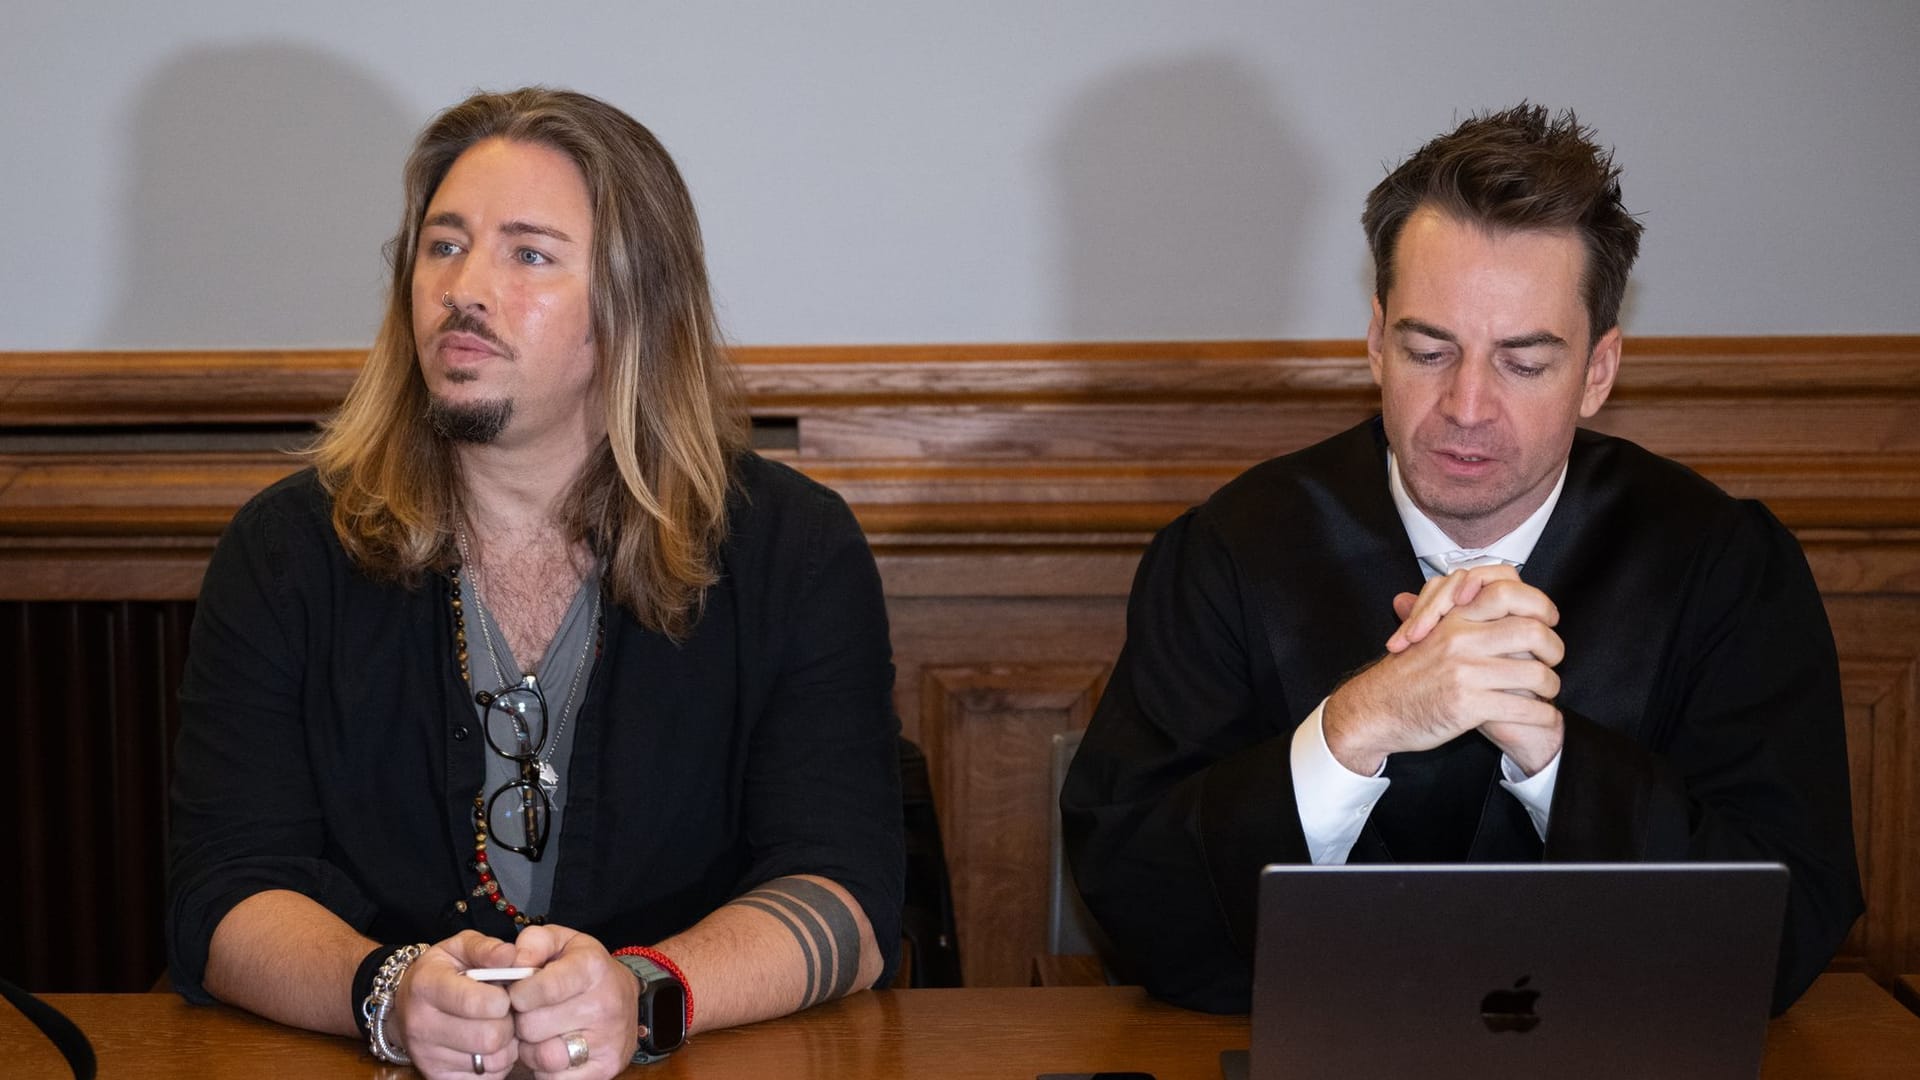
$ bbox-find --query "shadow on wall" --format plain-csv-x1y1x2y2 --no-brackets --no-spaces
1049,53,1319,340
99,44,415,348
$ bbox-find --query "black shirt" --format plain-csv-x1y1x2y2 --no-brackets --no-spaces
167,453,904,999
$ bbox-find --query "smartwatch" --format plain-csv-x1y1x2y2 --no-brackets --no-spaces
614,952,687,1062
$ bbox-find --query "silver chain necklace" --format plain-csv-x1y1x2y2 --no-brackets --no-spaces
456,525,598,797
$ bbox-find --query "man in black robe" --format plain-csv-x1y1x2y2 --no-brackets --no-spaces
1059,104,1862,1017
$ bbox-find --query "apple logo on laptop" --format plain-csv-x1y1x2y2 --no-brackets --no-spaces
1479,976,1542,1034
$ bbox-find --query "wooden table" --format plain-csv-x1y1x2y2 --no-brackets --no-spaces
6,975,1919,1079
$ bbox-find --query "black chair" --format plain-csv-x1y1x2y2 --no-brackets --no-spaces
897,737,963,987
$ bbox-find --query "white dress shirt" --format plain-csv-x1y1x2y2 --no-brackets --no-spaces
1289,452,1568,864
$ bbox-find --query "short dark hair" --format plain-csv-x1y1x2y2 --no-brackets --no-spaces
1362,103,1644,338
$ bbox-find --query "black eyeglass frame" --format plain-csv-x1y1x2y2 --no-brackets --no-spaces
474,674,552,862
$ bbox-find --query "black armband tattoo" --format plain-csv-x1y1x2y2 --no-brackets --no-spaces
733,895,820,1006
733,876,863,1006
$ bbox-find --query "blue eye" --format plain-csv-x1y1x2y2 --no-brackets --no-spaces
516,248,550,265
426,240,460,257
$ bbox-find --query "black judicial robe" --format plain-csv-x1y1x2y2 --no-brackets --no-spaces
1060,419,1862,1016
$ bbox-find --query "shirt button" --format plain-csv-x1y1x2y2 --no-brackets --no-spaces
452,725,471,741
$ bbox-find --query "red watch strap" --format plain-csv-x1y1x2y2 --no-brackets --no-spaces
613,945,694,1032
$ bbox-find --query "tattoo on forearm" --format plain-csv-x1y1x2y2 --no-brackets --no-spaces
733,896,819,1006
732,877,863,1007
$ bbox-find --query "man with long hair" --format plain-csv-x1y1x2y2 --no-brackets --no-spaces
1062,105,1861,1016
167,88,903,1079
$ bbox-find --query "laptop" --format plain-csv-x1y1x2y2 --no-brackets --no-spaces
1235,863,1788,1080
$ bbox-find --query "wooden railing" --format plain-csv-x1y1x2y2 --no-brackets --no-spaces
4,337,1918,993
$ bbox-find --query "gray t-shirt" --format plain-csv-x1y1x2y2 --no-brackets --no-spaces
458,568,599,918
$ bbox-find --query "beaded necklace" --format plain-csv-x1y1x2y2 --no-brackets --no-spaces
446,562,604,928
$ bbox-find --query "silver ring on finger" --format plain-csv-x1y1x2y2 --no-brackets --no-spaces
472,1050,486,1074
564,1030,590,1068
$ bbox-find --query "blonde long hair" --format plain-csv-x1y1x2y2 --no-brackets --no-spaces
310,87,748,639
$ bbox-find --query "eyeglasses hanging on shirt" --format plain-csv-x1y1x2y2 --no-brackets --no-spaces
475,675,553,862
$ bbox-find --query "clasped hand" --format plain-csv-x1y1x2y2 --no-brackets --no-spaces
1325,564,1565,777
391,926,640,1079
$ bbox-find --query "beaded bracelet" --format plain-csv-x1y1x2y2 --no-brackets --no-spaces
360,943,430,1065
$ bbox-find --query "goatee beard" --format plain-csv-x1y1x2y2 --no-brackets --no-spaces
427,395,514,444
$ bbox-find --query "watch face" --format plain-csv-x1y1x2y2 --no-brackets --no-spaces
642,983,686,1052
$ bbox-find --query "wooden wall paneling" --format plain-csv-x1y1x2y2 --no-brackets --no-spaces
5,337,1919,994
0,453,302,602
884,592,1132,763
916,662,1110,989
1805,542,1920,596
0,550,216,604
796,400,1920,464
1827,593,1920,981
1584,401,1920,460
0,453,296,530
12,337,1920,429
790,404,1374,461
882,559,1133,989
1848,655,1916,976
0,351,359,426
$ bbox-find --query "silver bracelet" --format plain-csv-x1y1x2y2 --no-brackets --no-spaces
361,943,430,1065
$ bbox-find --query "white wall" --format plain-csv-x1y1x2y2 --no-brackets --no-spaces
5,1,1917,349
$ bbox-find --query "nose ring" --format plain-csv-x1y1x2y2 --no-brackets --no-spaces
442,292,457,310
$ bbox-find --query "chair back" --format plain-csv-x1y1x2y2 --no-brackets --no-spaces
1047,730,1104,957
899,736,964,987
